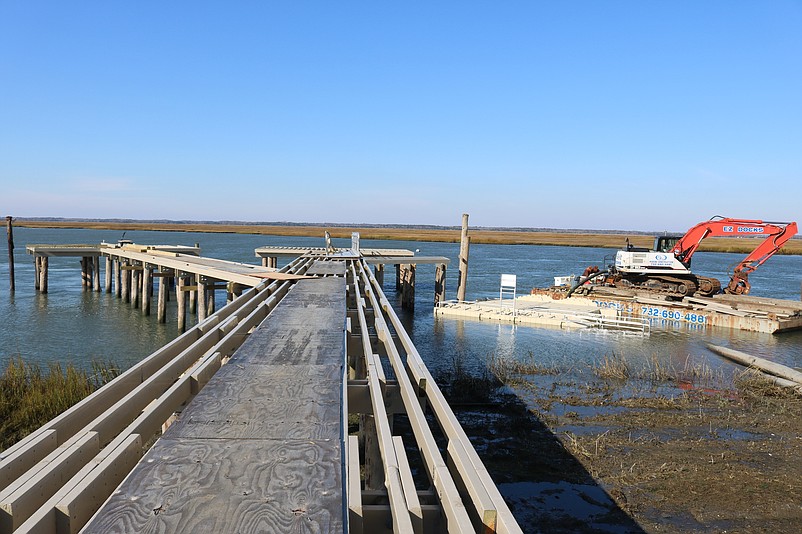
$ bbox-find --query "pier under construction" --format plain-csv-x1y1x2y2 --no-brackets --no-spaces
3,239,518,533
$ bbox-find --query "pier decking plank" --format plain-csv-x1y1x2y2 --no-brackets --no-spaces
82,273,346,533
168,364,342,441
80,438,342,534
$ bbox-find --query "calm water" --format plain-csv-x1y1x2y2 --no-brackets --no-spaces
1,227,801,376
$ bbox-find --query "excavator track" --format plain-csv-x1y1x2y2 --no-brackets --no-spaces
614,274,723,298
695,276,722,297
615,275,698,298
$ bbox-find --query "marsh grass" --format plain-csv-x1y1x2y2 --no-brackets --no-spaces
18,220,802,252
0,357,120,450
488,352,564,383
592,352,631,380
734,368,798,399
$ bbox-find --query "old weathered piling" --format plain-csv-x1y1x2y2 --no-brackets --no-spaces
114,259,122,298
400,263,416,310
41,257,49,293
105,257,112,293
457,213,470,302
141,264,152,315
157,271,168,323
93,256,101,292
34,256,41,291
6,216,14,292
435,263,447,305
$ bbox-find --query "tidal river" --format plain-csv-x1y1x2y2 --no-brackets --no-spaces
1,227,801,378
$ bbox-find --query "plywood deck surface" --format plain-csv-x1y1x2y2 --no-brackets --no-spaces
83,275,347,533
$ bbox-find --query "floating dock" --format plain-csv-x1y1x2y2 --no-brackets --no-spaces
436,286,802,334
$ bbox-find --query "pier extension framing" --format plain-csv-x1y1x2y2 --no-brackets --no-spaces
2,248,519,533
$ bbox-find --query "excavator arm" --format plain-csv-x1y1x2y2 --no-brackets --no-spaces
670,216,798,294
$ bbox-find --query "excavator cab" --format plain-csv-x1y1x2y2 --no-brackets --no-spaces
654,236,681,254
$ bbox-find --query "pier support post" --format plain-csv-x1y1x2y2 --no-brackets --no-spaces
177,274,187,333
114,259,122,298
121,263,130,302
197,278,207,321
131,266,140,308
374,264,384,287
457,213,470,302
268,257,277,269
188,274,197,315
395,264,401,291
157,272,167,323
80,257,89,289
40,256,48,294
6,216,14,292
105,256,112,293
34,256,41,291
207,285,215,315
227,282,242,303
400,264,416,310
93,256,101,292
141,264,152,315
435,263,446,306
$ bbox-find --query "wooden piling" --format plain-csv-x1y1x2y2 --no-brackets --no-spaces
268,257,277,269
141,264,151,315
207,285,215,315
457,213,470,302
131,267,140,308
86,257,94,290
93,256,101,292
227,282,242,303
34,256,41,291
6,216,14,292
114,259,122,298
121,263,130,303
435,263,447,305
105,256,112,293
197,279,207,321
80,257,88,288
374,264,384,287
188,274,197,314
400,263,416,310
157,272,167,323
177,275,186,332
39,256,48,293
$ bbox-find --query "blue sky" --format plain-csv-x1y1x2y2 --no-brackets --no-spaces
1,2,800,232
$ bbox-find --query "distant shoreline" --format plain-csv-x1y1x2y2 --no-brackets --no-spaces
14,219,802,255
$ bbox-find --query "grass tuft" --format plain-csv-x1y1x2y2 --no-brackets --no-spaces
0,357,120,451
592,352,631,380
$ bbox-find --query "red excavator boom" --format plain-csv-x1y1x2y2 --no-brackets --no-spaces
670,216,798,294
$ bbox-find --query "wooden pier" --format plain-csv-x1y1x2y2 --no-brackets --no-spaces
2,245,520,533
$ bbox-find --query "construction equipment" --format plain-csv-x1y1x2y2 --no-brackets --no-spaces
610,216,798,297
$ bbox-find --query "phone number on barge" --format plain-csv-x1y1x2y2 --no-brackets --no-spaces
641,306,706,324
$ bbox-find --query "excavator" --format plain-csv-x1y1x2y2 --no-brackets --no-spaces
604,216,798,298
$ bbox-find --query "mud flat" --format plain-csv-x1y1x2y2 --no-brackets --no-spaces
435,287,802,334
